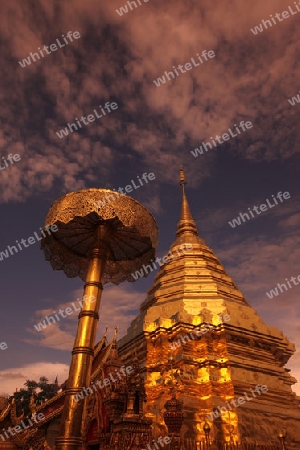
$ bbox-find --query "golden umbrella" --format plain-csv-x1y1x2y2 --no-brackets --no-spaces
41,188,158,450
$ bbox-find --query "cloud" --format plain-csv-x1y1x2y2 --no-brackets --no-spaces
188,191,300,397
0,363,69,398
0,0,299,404
5,284,144,395
25,285,144,351
0,0,299,202
210,230,300,395
24,323,75,351
278,212,300,229
98,284,145,340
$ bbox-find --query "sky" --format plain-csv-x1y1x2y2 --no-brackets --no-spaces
0,0,300,398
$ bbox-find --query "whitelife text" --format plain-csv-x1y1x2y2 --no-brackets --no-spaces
206,385,268,421
191,121,253,157
56,101,118,139
18,31,81,68
169,313,231,350
93,172,156,209
251,3,300,35
0,225,58,262
74,365,134,402
33,295,96,332
0,154,21,172
153,50,215,87
228,191,291,228
0,413,45,443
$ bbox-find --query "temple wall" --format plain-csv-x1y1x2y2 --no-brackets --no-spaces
119,316,300,447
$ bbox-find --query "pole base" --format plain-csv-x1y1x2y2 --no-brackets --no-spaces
55,436,83,450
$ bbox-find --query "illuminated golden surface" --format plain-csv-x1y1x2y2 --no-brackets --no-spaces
41,189,158,450
5,172,295,448
55,225,108,450
41,188,158,283
119,168,300,447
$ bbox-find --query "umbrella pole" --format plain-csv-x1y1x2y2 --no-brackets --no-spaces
56,225,109,450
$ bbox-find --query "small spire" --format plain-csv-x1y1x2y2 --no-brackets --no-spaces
176,166,198,237
113,326,118,341
111,327,118,348
179,165,186,187
108,327,119,362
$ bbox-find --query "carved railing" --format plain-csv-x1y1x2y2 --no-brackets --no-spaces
182,439,287,450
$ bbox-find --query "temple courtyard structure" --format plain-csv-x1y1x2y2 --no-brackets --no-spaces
0,169,299,449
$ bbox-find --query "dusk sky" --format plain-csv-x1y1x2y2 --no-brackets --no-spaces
0,0,300,398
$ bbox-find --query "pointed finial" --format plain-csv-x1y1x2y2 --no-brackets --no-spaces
109,327,119,359
176,166,198,237
104,326,108,338
179,165,186,186
113,327,118,341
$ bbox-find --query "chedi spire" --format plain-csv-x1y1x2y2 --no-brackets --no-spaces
176,166,198,237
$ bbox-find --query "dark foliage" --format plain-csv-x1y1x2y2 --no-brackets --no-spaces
9,376,58,416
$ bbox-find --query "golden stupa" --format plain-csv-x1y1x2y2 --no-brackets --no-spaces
118,168,300,448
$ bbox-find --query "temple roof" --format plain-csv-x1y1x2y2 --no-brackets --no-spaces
0,330,119,431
